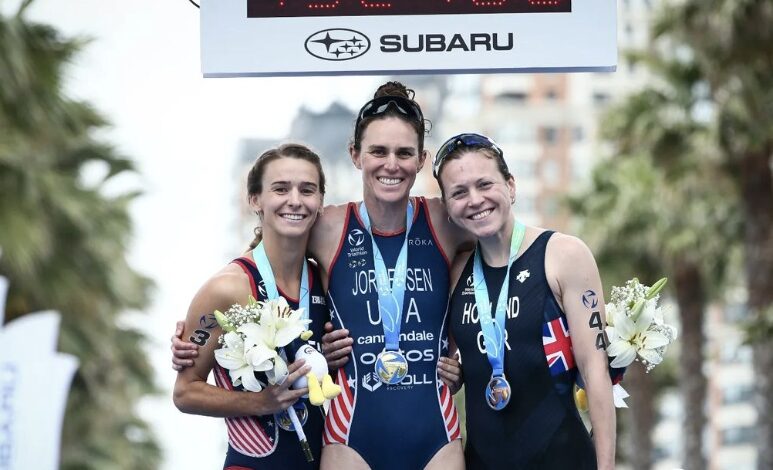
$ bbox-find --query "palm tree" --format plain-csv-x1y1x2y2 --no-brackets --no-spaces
654,2,773,467
0,3,160,469
568,48,741,469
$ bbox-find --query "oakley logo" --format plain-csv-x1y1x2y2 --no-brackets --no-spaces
305,29,370,61
348,229,365,247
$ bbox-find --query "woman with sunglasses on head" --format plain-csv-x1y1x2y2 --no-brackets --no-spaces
172,82,467,470
433,133,616,469
172,144,330,469
308,81,467,470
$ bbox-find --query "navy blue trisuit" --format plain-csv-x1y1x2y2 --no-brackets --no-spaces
449,231,597,469
324,197,462,469
213,256,328,470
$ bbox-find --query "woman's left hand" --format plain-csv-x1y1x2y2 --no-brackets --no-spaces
437,354,463,395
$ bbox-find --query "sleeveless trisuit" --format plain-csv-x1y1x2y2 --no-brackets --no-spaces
449,231,596,469
214,256,329,470
324,198,461,469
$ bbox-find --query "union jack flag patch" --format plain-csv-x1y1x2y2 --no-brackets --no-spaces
542,316,575,376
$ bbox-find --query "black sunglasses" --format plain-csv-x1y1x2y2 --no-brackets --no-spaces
354,95,424,141
432,133,504,178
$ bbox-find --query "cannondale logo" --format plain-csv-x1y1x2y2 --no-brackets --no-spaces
348,229,365,247
305,29,370,61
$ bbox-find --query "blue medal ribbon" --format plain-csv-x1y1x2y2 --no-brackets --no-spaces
253,242,309,318
472,221,526,377
358,200,414,351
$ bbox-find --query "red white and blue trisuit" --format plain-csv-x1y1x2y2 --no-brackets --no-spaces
213,256,328,470
324,198,461,469
449,231,596,469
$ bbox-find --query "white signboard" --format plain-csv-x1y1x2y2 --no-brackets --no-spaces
201,0,617,77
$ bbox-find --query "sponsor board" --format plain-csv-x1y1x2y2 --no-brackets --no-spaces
201,0,616,77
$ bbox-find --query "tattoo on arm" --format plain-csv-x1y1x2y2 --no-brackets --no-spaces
199,313,218,329
189,329,212,346
582,290,607,350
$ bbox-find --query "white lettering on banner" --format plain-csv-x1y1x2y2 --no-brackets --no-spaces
461,297,520,325
0,364,17,469
351,268,433,296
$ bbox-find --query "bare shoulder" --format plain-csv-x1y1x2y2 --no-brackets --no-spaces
312,203,348,240
546,232,595,264
545,232,600,300
309,202,350,267
424,196,474,255
190,264,251,313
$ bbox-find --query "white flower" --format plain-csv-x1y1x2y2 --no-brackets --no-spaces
262,298,312,349
211,296,311,389
214,331,264,392
605,302,619,328
606,299,670,369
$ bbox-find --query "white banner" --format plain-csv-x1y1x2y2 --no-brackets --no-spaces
0,282,78,470
201,0,617,77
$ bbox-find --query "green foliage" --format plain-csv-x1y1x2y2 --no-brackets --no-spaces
0,2,160,468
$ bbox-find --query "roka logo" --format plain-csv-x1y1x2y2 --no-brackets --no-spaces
348,229,365,247
305,29,370,61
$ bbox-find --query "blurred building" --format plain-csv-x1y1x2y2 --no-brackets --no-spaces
433,0,657,230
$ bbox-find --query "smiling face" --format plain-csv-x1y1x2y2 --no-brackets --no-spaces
351,117,426,205
439,150,515,240
252,157,323,240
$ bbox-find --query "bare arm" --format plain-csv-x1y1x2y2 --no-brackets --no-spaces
546,234,615,470
436,250,473,395
425,197,475,259
172,270,310,418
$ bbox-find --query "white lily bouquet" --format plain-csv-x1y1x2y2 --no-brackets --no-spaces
212,295,340,462
213,296,312,392
576,278,677,412
605,278,678,372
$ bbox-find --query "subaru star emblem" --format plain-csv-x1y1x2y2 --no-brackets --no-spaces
305,28,370,61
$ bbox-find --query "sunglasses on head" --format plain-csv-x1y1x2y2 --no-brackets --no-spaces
432,133,504,178
354,95,424,141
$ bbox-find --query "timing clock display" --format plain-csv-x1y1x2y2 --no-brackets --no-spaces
247,0,571,18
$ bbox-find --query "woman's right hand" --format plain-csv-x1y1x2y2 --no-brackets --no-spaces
171,321,198,371
257,360,312,415
321,322,354,370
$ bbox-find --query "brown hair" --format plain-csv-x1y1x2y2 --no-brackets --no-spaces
352,81,429,152
247,143,326,249
436,146,513,199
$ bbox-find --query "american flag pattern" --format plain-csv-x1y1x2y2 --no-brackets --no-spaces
542,316,576,376
437,381,462,441
214,364,277,457
323,366,355,445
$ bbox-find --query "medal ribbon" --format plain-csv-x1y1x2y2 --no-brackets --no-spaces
358,200,414,351
253,241,309,318
472,221,526,377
